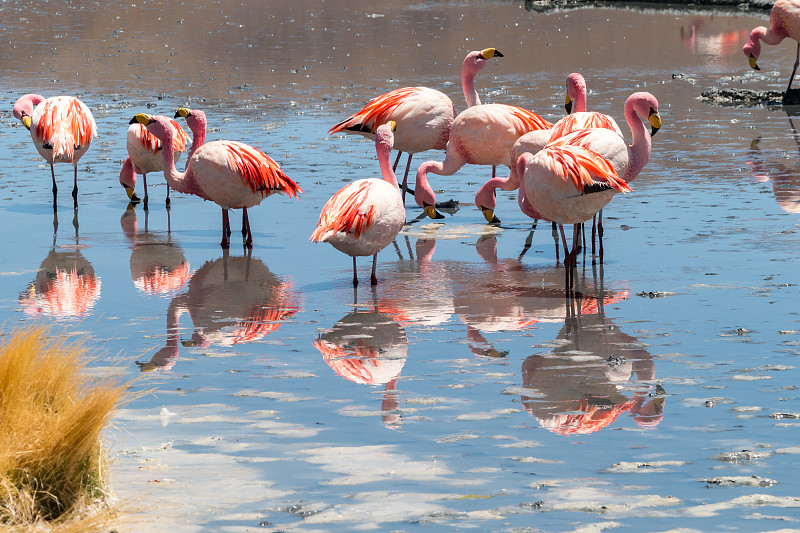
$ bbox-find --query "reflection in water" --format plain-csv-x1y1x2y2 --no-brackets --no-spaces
137,249,301,371
121,204,190,295
18,211,100,320
521,294,665,435
680,19,751,59
314,302,407,429
747,113,800,213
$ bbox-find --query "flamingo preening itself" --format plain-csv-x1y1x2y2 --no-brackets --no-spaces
475,72,621,224
129,113,302,248
518,92,661,286
12,94,98,209
311,122,405,286
119,118,189,209
329,48,503,201
743,0,800,92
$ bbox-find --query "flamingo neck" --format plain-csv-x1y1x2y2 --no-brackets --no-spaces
463,63,482,107
414,161,440,208
119,157,137,188
624,99,652,182
573,85,587,114
158,130,193,194
13,93,45,119
475,176,514,211
376,136,399,188
187,114,207,157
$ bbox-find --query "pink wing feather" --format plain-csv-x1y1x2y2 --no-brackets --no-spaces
223,141,303,198
310,181,376,241
329,87,426,135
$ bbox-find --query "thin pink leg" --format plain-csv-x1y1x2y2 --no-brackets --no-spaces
370,254,378,285
243,207,253,248
221,209,230,248
352,256,359,286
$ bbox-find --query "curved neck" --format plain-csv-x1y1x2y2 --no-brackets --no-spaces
624,100,652,181
14,94,45,119
159,131,191,193
187,114,208,157
462,63,481,108
376,137,399,188
119,157,136,188
414,162,439,207
573,87,587,114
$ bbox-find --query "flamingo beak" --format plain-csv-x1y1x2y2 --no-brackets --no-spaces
424,204,445,219
21,116,31,131
130,113,153,125
388,120,397,131
648,108,662,137
480,48,503,59
749,53,760,70
565,95,573,115
175,108,191,119
125,186,140,203
481,207,501,224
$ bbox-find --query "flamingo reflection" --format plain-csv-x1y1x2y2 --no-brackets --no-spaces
121,204,191,296
137,249,301,371
19,211,100,320
313,301,407,429
747,113,800,213
681,20,750,59
521,294,665,435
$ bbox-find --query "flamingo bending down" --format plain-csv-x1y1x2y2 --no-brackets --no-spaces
12,94,97,209
476,73,621,223
519,92,661,283
311,122,405,286
119,119,189,209
743,0,800,92
329,48,503,201
130,113,302,248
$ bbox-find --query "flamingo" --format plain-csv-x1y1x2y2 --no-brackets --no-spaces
119,118,189,209
329,48,503,201
129,113,302,248
519,92,661,284
743,0,800,92
475,73,621,224
311,122,405,286
12,94,97,209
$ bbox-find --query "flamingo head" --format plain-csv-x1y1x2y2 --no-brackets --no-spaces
565,72,587,114
627,92,662,137
463,48,503,77
374,120,396,152
742,27,765,70
474,181,501,224
12,94,45,130
175,107,207,138
130,113,175,144
414,162,445,219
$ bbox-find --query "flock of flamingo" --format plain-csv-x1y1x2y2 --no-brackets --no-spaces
9,0,800,288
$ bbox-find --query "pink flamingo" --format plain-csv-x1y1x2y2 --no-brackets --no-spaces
519,92,662,284
12,94,97,209
129,113,302,248
475,73,621,224
329,48,503,201
311,122,405,286
743,0,800,92
119,118,189,209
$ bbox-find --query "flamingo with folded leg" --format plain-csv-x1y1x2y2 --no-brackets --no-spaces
12,94,97,209
130,113,302,248
311,122,405,286
329,48,503,202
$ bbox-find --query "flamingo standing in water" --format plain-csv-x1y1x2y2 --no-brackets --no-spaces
329,48,503,201
475,73,621,224
129,113,302,248
518,92,661,285
119,118,189,209
12,94,97,209
311,122,405,286
743,0,800,92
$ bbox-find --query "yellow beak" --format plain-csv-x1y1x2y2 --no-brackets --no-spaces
479,48,504,59
648,109,662,137
424,205,445,219
21,116,31,130
749,54,760,70
130,113,152,125
175,108,191,119
481,207,500,224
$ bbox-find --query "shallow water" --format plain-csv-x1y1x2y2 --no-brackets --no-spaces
2,1,800,531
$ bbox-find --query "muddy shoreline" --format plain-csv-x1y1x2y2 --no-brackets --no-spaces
525,0,773,13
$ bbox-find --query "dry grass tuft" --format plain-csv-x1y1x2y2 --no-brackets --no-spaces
0,326,132,531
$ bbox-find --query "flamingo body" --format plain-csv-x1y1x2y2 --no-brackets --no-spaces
743,0,800,90
120,120,188,204
311,122,405,285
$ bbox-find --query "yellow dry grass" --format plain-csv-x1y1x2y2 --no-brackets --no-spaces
0,326,132,531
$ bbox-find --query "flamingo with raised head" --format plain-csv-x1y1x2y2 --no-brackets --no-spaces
519,92,662,284
476,73,621,224
329,48,502,201
311,122,405,286
129,113,302,248
743,0,800,92
119,118,188,209
12,94,97,209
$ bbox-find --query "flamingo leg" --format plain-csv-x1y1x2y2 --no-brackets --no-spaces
142,173,149,211
243,207,253,248
558,224,573,289
370,253,379,285
591,214,597,256
789,42,800,92
221,209,230,248
166,184,171,208
598,210,605,264
72,165,78,210
552,221,560,264
352,256,359,286
518,220,538,260
50,163,57,197
241,210,248,236
392,151,403,172
401,153,413,202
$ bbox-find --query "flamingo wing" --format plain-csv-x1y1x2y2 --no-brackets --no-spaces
223,141,303,198
505,105,554,136
548,112,621,141
329,87,430,135
134,119,188,154
541,143,631,195
34,97,97,162
310,180,376,242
